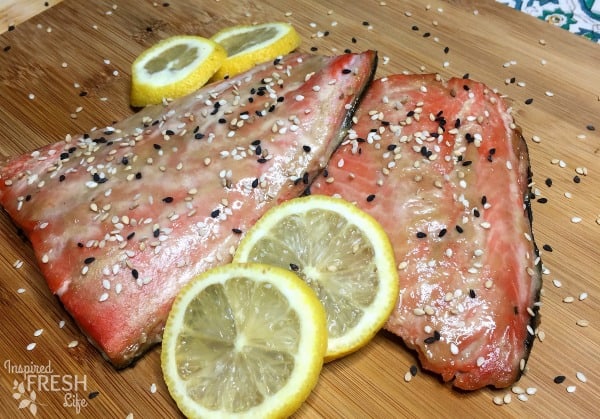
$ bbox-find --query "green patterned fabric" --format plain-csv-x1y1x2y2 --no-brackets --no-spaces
499,0,600,42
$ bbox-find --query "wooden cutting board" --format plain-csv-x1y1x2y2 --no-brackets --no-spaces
1,0,599,417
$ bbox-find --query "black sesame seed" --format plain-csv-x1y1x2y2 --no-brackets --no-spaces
88,391,100,400
416,231,427,238
310,46,318,52
423,32,431,37
434,330,441,340
362,21,370,26
367,194,376,202
473,209,480,218
454,118,461,129
543,244,553,252
573,175,581,184
232,228,242,234
251,139,261,146
344,48,352,54
132,269,139,279
537,197,548,204
77,242,84,248
525,98,534,105
455,225,464,233
387,144,397,151
277,96,284,103
251,178,259,188
59,175,66,182
302,145,311,152
162,196,173,203
424,336,436,344
438,228,447,238
481,196,487,206
84,257,95,264
8,25,15,31
351,37,357,43
255,145,262,155
3,45,11,52
444,46,450,54
469,289,476,298
127,232,135,240
410,365,418,376
302,172,310,184
211,209,220,218
554,375,566,384
79,91,88,97
194,132,205,140
412,25,419,31
342,68,352,74
290,263,300,271
462,73,470,79
545,178,553,187
135,172,142,179
462,161,472,166
60,152,70,160
586,124,596,131
165,129,175,136
153,228,160,237
218,118,227,124
153,143,161,150
463,84,470,91
257,158,267,164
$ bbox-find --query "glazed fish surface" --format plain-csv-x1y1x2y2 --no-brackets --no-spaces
310,74,542,390
0,51,377,367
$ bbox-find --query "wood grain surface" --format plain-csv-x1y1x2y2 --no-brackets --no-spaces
1,0,599,418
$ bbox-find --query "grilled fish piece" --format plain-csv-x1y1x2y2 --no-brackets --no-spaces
0,51,377,367
310,74,541,390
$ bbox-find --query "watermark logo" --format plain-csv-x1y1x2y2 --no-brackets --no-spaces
4,359,89,415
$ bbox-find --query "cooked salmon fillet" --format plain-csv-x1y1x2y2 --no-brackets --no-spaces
310,74,542,390
0,51,377,367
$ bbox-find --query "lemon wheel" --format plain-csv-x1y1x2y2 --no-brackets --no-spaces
130,35,226,107
161,263,327,418
210,22,301,80
234,195,399,362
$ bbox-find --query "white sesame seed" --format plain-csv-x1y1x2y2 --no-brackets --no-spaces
576,372,587,383
552,279,562,288
563,296,575,303
566,385,577,393
526,387,537,395
98,292,109,302
68,340,79,348
477,356,485,367
517,394,529,402
571,216,582,223
493,396,504,405
59,320,66,328
413,308,426,316
503,393,512,404
450,343,459,355
404,371,412,382
26,342,36,351
579,292,588,301
576,319,589,327
17,288,26,294
150,383,157,393
34,328,44,337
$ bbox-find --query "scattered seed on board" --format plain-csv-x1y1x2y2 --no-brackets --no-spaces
33,328,44,337
150,383,157,393
26,342,36,351
576,372,587,383
566,385,577,393
575,319,589,327
68,340,79,348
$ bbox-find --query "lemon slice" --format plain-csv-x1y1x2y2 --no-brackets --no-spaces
210,22,301,80
131,35,226,107
161,263,327,418
234,195,399,362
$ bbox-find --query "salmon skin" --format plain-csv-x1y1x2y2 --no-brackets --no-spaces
310,74,542,390
0,51,377,367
